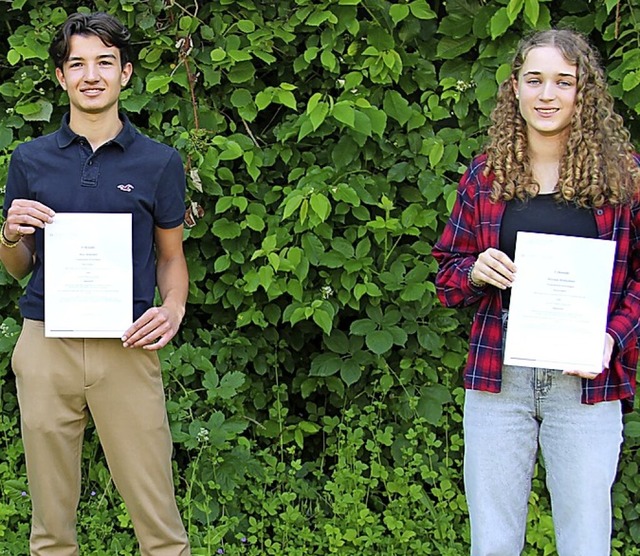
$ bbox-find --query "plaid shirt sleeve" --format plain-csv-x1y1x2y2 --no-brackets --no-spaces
606,203,640,353
432,156,506,393
432,157,491,308
584,199,640,408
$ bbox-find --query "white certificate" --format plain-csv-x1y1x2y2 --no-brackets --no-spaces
44,213,133,338
503,232,615,374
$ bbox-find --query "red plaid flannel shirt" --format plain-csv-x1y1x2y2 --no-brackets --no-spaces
432,154,640,411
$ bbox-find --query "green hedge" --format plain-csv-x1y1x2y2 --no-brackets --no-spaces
1,0,640,554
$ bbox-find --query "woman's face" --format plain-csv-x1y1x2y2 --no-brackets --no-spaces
512,46,578,142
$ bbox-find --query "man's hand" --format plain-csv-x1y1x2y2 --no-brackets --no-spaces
121,225,188,350
121,304,184,350
5,199,55,240
0,199,55,279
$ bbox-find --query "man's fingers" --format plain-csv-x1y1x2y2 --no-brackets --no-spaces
122,308,175,348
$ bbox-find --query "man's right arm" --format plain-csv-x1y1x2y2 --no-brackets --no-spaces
0,200,55,280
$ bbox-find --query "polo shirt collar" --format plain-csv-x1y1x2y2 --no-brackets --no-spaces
56,112,136,150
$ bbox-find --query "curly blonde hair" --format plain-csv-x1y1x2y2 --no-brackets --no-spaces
485,29,639,207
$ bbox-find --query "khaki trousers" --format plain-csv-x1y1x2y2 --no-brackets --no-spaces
12,319,190,556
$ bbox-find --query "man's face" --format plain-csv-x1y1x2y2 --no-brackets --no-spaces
55,34,132,117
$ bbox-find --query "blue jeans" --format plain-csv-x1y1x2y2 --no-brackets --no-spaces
464,364,623,556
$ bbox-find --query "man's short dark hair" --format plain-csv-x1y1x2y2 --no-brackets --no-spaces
49,12,132,69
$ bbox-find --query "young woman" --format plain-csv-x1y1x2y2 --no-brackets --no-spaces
432,30,640,555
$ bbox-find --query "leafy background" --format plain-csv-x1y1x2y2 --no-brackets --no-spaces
1,0,640,554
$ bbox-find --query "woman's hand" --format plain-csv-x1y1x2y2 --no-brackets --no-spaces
470,248,516,289
563,333,615,380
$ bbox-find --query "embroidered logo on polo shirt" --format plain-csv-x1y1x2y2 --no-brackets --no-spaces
117,183,135,192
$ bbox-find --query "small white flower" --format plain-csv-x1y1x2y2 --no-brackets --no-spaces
197,427,209,443
321,285,334,299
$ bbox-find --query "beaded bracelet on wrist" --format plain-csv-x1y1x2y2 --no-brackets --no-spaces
468,262,486,289
0,222,21,248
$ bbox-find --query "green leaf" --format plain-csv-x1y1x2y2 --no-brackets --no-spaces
325,330,350,354
7,49,20,65
417,327,445,353
350,319,377,335
310,193,331,221
310,353,342,377
321,49,338,72
228,62,255,83
623,71,640,92
365,107,387,137
298,116,315,141
429,140,444,168
217,371,246,399
245,214,265,231
353,110,371,137
400,283,427,301
417,384,452,425
365,330,393,354
0,127,13,150
17,99,52,122
506,0,524,22
276,90,297,110
214,254,231,273
229,49,253,62
389,4,409,25
146,75,172,93
255,89,274,110
231,88,253,108
436,36,476,60
212,218,242,239
283,194,304,219
237,19,256,33
624,421,640,438
409,0,436,20
219,141,244,160
313,309,333,335
332,136,358,168
307,10,332,26
524,0,540,25
332,101,356,127
120,91,152,113
179,15,193,31
210,48,226,62
341,359,362,385
309,101,329,130
490,8,511,39
383,90,412,125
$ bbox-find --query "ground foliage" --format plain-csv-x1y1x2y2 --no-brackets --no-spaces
1,0,640,554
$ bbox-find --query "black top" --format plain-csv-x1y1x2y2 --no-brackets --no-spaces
499,193,598,307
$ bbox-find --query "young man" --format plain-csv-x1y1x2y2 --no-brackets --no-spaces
0,12,191,555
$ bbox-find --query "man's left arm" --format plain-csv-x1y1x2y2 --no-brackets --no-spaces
122,225,188,350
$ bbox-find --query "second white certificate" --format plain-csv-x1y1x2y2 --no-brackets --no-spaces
503,231,615,374
44,212,133,338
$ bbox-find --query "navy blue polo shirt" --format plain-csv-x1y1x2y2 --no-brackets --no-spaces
3,113,186,322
